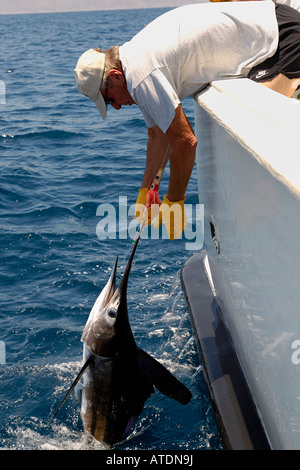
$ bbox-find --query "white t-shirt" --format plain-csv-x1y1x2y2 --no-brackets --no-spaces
119,1,279,133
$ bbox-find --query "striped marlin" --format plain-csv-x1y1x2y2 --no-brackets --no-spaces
51,236,192,446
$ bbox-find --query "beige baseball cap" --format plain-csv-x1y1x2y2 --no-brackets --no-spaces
74,48,107,119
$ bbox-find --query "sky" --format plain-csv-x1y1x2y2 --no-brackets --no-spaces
0,0,203,15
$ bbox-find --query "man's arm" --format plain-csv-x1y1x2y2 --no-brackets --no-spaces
142,104,197,199
141,125,169,189
165,104,197,201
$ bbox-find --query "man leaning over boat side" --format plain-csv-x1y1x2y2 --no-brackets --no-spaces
74,1,300,240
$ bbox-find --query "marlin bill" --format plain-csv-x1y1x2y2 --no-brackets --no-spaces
50,235,192,446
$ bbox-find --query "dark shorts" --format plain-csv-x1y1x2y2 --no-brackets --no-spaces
248,3,300,82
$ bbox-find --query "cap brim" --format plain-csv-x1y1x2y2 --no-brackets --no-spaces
94,92,107,120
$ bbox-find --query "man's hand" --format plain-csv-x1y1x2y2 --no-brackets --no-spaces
153,195,187,240
135,189,161,226
135,188,151,225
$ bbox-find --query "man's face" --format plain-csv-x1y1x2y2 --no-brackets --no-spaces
101,70,135,111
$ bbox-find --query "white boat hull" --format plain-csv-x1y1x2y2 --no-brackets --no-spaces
185,79,300,450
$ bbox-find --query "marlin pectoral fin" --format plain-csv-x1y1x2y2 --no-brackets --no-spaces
49,355,94,423
137,348,192,405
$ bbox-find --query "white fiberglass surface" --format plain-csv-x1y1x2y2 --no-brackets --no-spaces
194,83,300,449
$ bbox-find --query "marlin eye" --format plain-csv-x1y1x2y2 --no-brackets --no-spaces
108,309,117,319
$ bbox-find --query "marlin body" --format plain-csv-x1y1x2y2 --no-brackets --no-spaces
51,237,192,446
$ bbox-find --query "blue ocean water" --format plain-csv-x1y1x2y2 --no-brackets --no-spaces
0,8,221,450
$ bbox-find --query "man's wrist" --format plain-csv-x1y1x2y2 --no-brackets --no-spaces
166,193,185,202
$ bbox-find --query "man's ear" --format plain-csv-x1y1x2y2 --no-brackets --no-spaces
108,69,125,84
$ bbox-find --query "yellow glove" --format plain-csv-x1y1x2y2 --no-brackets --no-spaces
153,195,187,240
135,188,151,226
